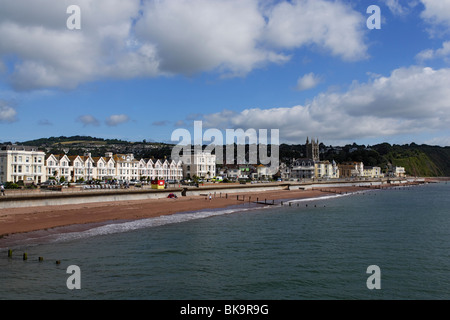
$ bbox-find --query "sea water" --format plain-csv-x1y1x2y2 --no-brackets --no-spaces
1,182,450,300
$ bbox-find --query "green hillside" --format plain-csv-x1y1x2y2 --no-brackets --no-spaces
385,150,442,177
318,142,450,177
369,143,449,177
19,135,129,146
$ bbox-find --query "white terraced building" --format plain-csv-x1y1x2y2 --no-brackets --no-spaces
139,158,183,182
0,145,46,184
1,146,189,184
44,152,183,183
180,151,216,180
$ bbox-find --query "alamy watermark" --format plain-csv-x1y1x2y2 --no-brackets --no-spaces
66,265,81,290
66,5,81,30
367,5,381,30
66,4,380,31
171,121,279,170
366,265,381,290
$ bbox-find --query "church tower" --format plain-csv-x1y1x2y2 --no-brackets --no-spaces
306,137,319,162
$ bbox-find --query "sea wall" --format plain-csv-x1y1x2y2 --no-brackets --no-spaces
0,178,412,209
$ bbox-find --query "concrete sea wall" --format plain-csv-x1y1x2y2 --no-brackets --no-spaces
0,178,413,209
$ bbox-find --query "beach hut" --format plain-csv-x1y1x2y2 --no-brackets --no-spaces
151,180,165,189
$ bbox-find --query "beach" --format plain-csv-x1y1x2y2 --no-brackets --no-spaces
0,186,370,238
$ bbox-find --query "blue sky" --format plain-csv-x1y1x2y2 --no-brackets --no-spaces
0,0,450,146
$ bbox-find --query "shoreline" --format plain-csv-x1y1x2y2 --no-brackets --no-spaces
0,181,428,244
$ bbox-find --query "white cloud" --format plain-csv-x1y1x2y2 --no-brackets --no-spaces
382,0,419,16
0,0,158,91
77,115,100,127
264,0,368,61
424,136,450,147
0,102,17,123
0,0,369,91
416,41,450,62
202,66,450,144
383,0,406,15
295,73,322,91
420,0,450,33
106,114,130,126
135,0,289,77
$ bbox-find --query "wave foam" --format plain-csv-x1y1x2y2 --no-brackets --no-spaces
53,206,260,243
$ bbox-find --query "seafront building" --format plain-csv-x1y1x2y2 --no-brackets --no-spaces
0,142,405,185
390,166,406,178
138,158,183,182
315,160,340,179
337,162,364,178
290,158,316,179
43,152,183,183
180,151,216,180
0,145,46,184
287,138,339,180
363,166,383,178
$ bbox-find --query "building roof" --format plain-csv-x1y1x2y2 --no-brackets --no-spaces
0,145,43,152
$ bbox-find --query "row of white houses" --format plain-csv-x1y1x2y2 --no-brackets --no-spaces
1,145,217,184
45,152,183,183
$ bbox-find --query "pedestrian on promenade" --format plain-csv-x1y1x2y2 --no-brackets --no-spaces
1,184,5,196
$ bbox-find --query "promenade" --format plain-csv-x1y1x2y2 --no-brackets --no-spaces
0,177,420,210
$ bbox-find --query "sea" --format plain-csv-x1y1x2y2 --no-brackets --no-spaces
1,182,450,301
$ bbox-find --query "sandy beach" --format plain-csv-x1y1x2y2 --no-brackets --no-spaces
0,186,372,239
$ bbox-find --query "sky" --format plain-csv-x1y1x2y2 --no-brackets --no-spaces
0,0,450,147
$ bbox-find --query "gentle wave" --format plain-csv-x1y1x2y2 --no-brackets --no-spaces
0,205,272,249
49,192,362,243
1,190,366,248
22,205,269,246
288,190,365,202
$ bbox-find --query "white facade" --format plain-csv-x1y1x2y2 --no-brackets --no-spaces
139,159,183,181
315,160,340,179
113,153,140,181
93,157,108,181
255,164,278,179
43,152,182,183
363,166,383,178
391,166,406,177
181,151,216,179
0,145,46,184
2,147,200,184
